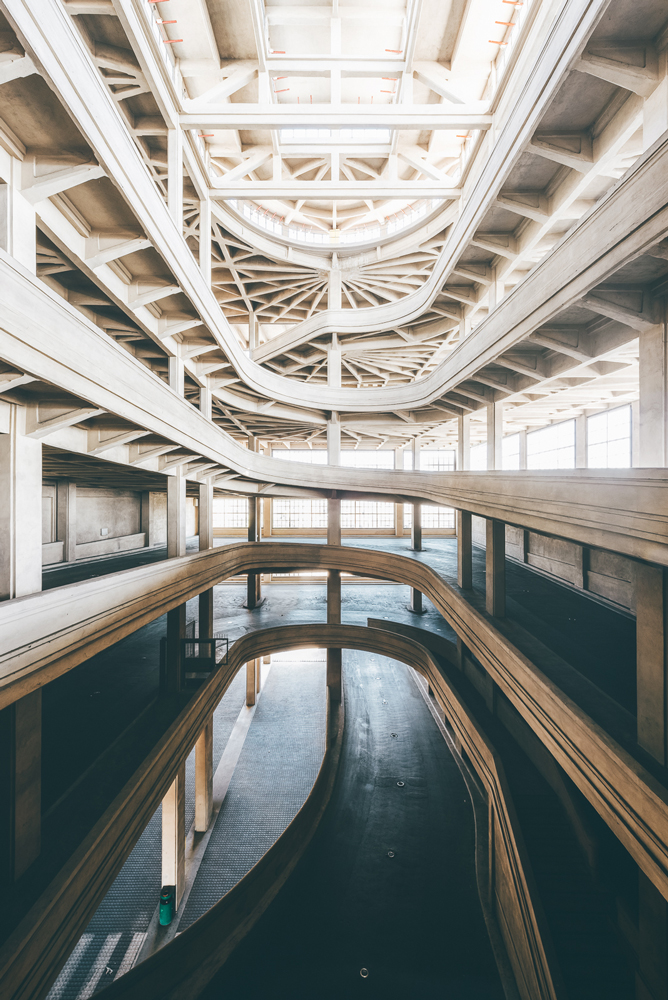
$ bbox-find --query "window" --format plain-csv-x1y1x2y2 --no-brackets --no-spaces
404,504,454,529
470,442,487,470
341,450,395,470
272,449,327,464
341,501,394,529
502,434,520,470
420,450,456,472
272,499,327,529
587,405,631,468
213,497,248,529
527,420,575,469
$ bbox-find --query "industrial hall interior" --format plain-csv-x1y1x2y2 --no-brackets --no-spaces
3,0,668,997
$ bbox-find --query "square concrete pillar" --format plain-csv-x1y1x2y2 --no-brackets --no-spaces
328,496,341,546
457,414,470,470
167,127,183,227
487,400,503,471
411,502,422,552
199,198,211,286
0,690,41,884
638,323,668,467
0,405,42,601
163,604,186,695
575,414,587,469
518,429,528,470
636,563,668,764
0,164,36,273
457,510,472,590
162,763,186,908
328,334,342,389
246,496,261,609
246,659,257,707
167,469,186,559
168,356,184,397
485,519,506,618
198,483,214,639
327,496,342,701
410,588,423,614
199,384,212,421
194,717,213,833
56,480,77,562
327,413,341,466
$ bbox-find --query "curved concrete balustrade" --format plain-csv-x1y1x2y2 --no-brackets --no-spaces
2,257,668,564
3,0,622,413
1,541,668,914
86,626,560,1000
0,621,558,1000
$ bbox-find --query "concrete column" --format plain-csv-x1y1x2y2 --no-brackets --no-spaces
199,384,212,421
636,563,668,764
57,480,77,562
0,405,42,601
199,197,211,286
248,312,258,352
487,400,503,471
162,763,185,908
168,355,185,397
575,414,587,469
411,500,422,552
327,413,341,466
0,689,41,883
485,519,506,617
198,482,214,640
327,492,342,700
638,871,668,1000
256,656,262,694
411,436,422,604
457,510,472,589
246,496,261,609
518,429,528,470
632,400,640,468
164,603,186,694
167,127,183,228
394,447,404,536
194,717,213,833
246,659,257,707
167,469,186,558
0,161,36,272
328,334,342,389
328,266,342,310
457,414,470,470
638,322,668,467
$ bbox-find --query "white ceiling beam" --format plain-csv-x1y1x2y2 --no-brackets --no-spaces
22,163,106,203
211,180,458,199
0,53,36,85
575,45,659,99
181,106,492,130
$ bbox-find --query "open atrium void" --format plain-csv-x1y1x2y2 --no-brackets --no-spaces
2,0,668,997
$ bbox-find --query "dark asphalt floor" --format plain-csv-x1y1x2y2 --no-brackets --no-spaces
202,651,505,1000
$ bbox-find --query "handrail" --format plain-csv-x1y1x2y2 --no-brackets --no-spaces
0,623,560,1000
3,0,632,414
2,541,668,910
1,257,668,563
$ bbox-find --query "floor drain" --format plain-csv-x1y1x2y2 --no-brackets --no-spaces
387,851,395,858
397,781,405,787
391,733,398,738
360,968,369,978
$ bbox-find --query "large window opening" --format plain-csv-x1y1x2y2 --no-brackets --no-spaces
527,420,575,469
587,405,631,468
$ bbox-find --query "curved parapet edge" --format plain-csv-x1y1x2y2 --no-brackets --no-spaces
97,691,345,1000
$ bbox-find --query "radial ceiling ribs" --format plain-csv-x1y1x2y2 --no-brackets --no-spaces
1,0,666,456
1,2,604,394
